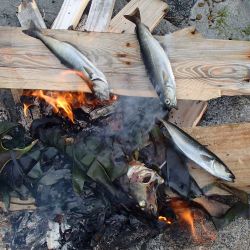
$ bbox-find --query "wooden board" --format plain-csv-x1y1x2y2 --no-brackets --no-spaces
185,123,250,195
110,1,207,127
51,0,90,29
0,27,250,100
17,0,47,29
109,0,168,33
85,0,116,32
168,100,208,127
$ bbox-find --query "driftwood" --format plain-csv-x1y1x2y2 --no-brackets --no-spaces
51,0,90,29
85,0,116,32
109,0,168,33
0,27,249,101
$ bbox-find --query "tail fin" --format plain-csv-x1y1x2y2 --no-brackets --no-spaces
22,21,42,38
124,8,141,25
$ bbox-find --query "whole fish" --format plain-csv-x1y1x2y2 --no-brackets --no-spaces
23,22,110,100
124,8,177,109
160,119,235,182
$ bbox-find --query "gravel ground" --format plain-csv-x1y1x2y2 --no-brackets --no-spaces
0,0,249,249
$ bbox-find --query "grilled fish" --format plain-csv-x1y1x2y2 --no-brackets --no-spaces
23,22,110,100
160,119,235,182
124,8,177,109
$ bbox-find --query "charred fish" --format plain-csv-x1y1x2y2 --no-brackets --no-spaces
23,22,110,100
124,8,177,109
160,119,235,182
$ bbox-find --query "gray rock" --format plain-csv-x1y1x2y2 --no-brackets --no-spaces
190,0,250,40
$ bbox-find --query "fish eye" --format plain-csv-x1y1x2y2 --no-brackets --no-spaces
165,99,171,105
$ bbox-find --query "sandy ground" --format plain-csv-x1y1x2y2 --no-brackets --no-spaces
0,0,249,249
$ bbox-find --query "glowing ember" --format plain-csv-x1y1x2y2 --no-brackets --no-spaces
170,198,216,242
158,216,173,225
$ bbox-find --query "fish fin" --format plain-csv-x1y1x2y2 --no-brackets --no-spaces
124,8,141,25
22,20,42,38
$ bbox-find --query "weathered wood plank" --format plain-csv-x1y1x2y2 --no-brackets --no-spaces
109,0,168,33
12,0,47,103
185,123,250,195
0,27,249,100
85,0,116,32
17,0,47,29
51,0,90,29
168,100,208,127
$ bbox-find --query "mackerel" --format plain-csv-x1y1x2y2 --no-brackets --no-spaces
124,8,177,109
23,22,110,100
161,119,235,182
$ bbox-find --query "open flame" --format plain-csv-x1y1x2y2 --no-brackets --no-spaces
22,90,117,123
161,198,217,242
22,69,117,122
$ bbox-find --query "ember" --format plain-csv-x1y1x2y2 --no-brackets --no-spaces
158,216,173,225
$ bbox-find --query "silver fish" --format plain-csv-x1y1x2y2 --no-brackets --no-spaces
160,119,235,182
124,8,177,109
23,22,110,100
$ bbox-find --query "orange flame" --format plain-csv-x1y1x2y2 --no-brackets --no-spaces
23,103,32,117
170,198,216,242
158,216,173,225
23,90,117,123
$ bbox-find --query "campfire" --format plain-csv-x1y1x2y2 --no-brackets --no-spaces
0,0,249,249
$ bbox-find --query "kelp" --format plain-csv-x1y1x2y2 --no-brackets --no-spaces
31,118,128,196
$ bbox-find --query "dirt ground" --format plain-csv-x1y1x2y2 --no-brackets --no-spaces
0,0,249,249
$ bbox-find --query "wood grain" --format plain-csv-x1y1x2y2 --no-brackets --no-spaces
184,123,250,195
109,0,168,33
0,27,249,100
85,0,116,32
17,0,47,29
51,0,90,29
13,0,47,103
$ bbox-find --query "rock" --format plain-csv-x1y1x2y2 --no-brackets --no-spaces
153,19,178,35
190,0,250,40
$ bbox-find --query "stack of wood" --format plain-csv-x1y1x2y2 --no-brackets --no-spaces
0,0,250,209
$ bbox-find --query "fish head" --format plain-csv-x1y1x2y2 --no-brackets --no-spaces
164,85,177,109
92,78,110,101
127,161,164,216
211,159,235,182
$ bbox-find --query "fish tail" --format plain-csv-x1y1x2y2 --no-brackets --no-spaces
22,21,42,39
124,8,141,25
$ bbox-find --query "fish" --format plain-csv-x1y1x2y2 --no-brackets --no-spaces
160,119,235,182
124,8,177,109
23,22,110,101
120,161,164,216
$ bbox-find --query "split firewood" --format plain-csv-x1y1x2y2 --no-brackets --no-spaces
109,0,168,33
85,0,116,32
51,0,90,29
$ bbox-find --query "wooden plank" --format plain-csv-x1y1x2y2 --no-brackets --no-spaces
185,123,250,195
109,0,168,33
110,2,207,127
85,0,116,32
17,0,47,29
12,0,47,103
0,27,250,100
51,0,90,29
168,100,208,127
